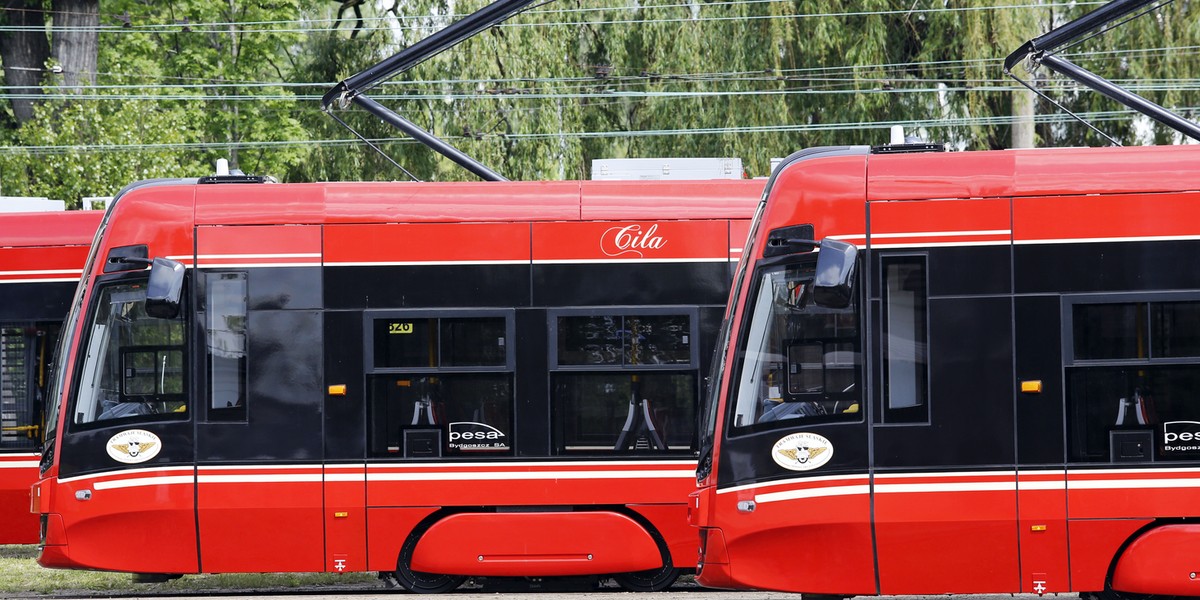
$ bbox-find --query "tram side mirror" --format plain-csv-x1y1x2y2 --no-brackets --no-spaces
146,257,185,319
812,239,857,309
104,244,151,273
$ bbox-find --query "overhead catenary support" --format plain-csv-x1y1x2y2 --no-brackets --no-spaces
322,0,546,181
1004,0,1159,67
1004,0,1200,142
1036,54,1200,142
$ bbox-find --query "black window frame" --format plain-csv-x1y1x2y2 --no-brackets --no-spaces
1062,291,1200,463
198,270,249,423
1063,292,1200,366
363,308,516,459
723,254,865,439
549,307,701,371
879,254,931,425
365,309,516,373
0,323,37,450
66,271,191,433
548,306,702,455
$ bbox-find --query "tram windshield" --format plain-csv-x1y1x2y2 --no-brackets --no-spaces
70,281,187,428
729,258,862,432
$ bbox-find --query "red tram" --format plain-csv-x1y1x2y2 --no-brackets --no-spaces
691,144,1200,598
32,177,761,591
0,210,100,544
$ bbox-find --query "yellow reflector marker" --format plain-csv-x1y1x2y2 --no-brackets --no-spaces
1021,380,1043,394
328,384,347,396
335,512,349,518
1031,525,1047,532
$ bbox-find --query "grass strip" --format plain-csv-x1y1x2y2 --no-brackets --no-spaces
0,545,382,596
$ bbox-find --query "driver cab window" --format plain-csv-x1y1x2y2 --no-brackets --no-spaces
731,261,862,431
73,282,187,427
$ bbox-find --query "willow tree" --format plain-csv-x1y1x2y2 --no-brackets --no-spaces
282,24,417,183
1024,1,1200,147
332,0,1056,181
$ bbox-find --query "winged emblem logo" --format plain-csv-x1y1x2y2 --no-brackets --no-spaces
105,430,163,464
777,445,828,464
771,432,833,471
112,440,157,459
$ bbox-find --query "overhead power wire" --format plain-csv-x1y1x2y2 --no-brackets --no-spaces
0,86,1029,102
6,41,1200,92
1010,73,1122,145
0,108,1182,156
1,0,1108,28
0,1,1108,34
8,76,1200,103
1049,0,1176,57
324,109,421,181
4,41,1200,98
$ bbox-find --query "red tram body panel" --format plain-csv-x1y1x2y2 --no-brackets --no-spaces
33,178,762,591
693,144,1200,597
410,510,663,575
0,210,100,545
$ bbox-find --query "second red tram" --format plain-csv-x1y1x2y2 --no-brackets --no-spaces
0,210,100,544
32,177,761,591
692,144,1200,598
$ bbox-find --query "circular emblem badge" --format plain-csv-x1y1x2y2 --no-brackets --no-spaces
106,429,162,464
771,432,834,472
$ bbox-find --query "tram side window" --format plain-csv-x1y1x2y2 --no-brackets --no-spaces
551,312,697,454
1,327,34,449
366,313,513,458
73,282,187,427
882,256,929,423
1066,298,1200,462
205,272,247,421
730,262,862,432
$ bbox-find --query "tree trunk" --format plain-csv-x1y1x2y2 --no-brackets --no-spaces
1011,87,1036,149
0,0,50,123
50,0,98,89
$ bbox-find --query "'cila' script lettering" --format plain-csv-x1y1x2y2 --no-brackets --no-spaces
601,224,667,257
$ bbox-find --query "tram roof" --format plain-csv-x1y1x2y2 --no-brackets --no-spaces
0,211,103,249
863,144,1200,202
110,178,768,226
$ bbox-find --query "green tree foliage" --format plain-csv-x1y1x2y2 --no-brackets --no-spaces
0,95,204,205
281,25,427,183
0,0,308,204
128,0,308,175
1027,1,1200,146
341,0,1047,179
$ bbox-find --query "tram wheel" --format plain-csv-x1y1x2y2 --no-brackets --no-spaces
611,565,681,592
393,529,466,594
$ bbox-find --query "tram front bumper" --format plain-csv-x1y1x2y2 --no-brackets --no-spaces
695,527,736,589
36,513,76,569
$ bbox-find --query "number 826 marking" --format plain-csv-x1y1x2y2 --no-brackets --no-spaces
389,322,413,334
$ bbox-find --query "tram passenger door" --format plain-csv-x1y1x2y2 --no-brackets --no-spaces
1011,194,1073,596
867,198,1021,594
193,225,327,573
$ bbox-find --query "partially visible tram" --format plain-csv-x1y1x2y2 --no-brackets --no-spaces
691,144,1200,598
32,177,761,591
0,210,101,544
